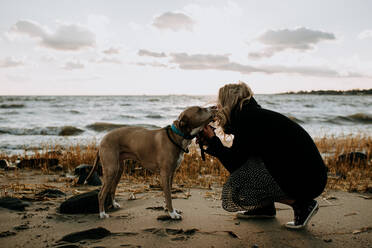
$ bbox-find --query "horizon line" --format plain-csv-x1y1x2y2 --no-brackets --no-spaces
0,88,371,97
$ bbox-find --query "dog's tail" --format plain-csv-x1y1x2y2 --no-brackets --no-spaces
84,150,100,184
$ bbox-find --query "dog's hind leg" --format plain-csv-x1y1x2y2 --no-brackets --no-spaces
98,149,119,219
110,161,124,209
98,182,110,218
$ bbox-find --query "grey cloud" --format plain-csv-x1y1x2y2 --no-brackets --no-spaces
103,47,120,54
0,57,24,68
168,52,362,78
170,53,230,69
11,20,95,51
153,12,194,31
63,61,85,70
138,49,167,58
249,27,336,58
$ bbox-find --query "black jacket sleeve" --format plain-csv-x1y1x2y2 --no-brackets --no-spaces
205,135,251,173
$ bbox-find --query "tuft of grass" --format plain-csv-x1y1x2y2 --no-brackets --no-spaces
315,134,372,192
0,134,371,192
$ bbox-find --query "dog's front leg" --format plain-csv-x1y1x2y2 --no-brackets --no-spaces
160,170,182,220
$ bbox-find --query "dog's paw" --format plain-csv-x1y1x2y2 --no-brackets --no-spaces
175,209,182,214
112,200,121,209
169,209,182,220
99,211,110,219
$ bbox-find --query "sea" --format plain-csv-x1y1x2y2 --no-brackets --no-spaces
0,94,371,155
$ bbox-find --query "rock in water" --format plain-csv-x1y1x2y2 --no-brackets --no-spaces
59,190,112,214
0,197,30,211
58,126,84,136
60,227,111,243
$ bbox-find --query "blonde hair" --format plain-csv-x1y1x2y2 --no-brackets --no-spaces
216,81,253,130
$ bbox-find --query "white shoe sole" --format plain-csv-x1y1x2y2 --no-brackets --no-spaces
285,201,319,229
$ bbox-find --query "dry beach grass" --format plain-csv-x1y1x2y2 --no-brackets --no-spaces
0,134,371,194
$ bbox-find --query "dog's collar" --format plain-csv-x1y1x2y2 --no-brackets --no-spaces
166,125,189,153
171,124,196,140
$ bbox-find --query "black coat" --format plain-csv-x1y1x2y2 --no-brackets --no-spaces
207,97,327,201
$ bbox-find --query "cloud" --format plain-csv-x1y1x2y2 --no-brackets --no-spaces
358,30,372,39
102,47,120,54
168,52,363,78
136,62,168,68
153,12,194,31
93,57,122,64
63,61,85,70
0,57,24,68
249,27,336,58
10,20,96,51
138,49,167,58
170,53,230,69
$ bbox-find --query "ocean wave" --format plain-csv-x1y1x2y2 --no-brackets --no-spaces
120,115,136,119
86,122,160,132
304,104,315,108
0,104,25,109
0,126,84,136
69,110,81,114
146,114,163,119
86,122,130,132
120,103,132,106
2,111,19,115
329,113,372,124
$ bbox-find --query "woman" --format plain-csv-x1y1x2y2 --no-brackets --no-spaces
199,82,327,229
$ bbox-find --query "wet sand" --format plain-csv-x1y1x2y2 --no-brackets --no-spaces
0,170,372,248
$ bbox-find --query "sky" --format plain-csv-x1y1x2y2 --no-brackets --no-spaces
0,0,371,95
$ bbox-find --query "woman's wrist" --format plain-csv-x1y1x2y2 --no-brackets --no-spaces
205,136,223,157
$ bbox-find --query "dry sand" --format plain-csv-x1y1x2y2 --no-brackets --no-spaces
0,169,372,248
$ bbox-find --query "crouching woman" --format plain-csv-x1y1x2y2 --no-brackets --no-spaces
199,82,327,229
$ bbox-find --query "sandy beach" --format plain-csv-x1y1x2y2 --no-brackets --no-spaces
1,169,371,248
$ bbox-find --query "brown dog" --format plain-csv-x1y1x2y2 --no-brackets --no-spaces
86,106,216,219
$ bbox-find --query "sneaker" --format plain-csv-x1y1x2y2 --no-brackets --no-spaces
286,200,319,229
236,203,276,219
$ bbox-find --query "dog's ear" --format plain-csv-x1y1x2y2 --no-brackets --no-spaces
179,119,186,129
174,119,186,129
176,114,190,134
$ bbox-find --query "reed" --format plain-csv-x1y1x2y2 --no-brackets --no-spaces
0,134,371,192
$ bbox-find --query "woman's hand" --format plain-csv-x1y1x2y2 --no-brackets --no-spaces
196,125,216,160
196,125,216,145
202,125,216,139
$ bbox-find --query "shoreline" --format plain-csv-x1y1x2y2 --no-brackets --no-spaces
279,88,372,95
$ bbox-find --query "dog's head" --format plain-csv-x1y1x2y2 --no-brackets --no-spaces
173,106,217,139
